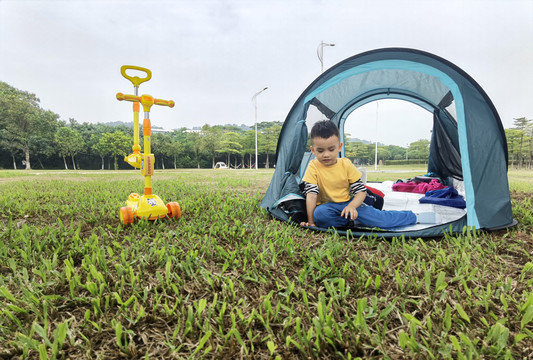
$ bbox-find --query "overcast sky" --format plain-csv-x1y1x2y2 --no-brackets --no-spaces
1,0,532,146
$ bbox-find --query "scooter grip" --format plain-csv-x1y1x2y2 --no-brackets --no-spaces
154,98,175,108
120,65,152,87
116,93,140,102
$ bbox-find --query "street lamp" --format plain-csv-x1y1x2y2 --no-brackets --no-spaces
252,87,268,170
317,40,335,73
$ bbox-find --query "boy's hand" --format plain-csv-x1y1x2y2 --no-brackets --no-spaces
341,202,359,220
300,221,316,227
342,192,365,220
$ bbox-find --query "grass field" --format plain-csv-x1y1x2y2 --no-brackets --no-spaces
0,168,532,359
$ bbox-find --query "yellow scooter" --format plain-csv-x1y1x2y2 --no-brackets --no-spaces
116,65,181,225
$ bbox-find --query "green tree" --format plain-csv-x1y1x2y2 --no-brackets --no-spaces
185,130,203,168
526,120,533,168
242,130,256,168
166,138,186,169
200,125,223,168
343,141,366,165
260,125,281,168
217,131,243,168
257,121,283,131
512,117,531,168
344,141,361,163
365,143,379,166
377,146,391,163
387,145,407,161
345,142,372,165
408,139,430,160
68,119,116,169
0,82,58,169
0,128,22,169
92,134,111,170
55,126,86,169
27,110,59,169
96,131,131,170
505,128,522,168
151,132,173,169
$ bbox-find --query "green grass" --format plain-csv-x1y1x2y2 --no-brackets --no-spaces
0,168,532,359
507,169,533,192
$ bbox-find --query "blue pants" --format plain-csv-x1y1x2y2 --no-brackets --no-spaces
314,200,416,229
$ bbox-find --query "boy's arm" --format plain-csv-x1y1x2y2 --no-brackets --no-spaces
300,181,318,227
303,192,318,226
301,163,318,227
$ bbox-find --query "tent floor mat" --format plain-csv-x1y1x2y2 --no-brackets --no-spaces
365,181,466,232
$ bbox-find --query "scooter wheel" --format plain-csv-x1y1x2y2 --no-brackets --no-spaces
166,202,181,219
120,206,134,225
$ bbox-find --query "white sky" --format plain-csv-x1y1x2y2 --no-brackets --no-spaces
1,0,532,146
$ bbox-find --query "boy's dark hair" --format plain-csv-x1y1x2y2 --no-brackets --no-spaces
310,120,340,140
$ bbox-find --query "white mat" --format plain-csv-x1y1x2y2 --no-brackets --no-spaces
368,181,467,231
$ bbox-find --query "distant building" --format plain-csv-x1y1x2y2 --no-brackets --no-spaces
151,128,173,133
184,127,202,133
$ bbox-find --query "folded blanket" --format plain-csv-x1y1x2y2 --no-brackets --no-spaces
392,179,446,194
419,187,466,209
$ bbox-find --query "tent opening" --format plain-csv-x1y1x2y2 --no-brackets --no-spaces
343,99,434,153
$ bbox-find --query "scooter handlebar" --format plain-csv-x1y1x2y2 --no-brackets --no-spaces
154,98,175,108
117,93,174,109
120,65,152,88
116,93,140,102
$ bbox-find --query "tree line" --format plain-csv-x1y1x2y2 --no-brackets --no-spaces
1,81,531,170
0,81,283,170
505,117,533,169
344,138,430,166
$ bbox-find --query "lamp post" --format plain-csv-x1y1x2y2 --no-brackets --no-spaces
317,41,335,73
252,87,268,170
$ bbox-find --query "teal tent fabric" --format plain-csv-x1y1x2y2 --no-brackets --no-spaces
260,48,516,237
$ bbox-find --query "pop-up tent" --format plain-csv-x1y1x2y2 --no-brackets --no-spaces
260,48,516,238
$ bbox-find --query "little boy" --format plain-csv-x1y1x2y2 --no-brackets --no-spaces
300,120,434,229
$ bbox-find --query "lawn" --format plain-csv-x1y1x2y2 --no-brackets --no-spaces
0,168,531,359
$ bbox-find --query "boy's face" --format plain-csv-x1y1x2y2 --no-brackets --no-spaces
310,135,343,166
